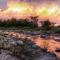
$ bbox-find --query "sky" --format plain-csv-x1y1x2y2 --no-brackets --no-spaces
0,0,60,9
0,0,60,24
0,0,7,9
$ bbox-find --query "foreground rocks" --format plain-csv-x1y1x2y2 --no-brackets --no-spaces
0,50,19,60
0,31,59,60
35,52,59,60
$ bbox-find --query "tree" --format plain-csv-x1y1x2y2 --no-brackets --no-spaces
0,18,38,28
30,16,38,27
41,19,52,31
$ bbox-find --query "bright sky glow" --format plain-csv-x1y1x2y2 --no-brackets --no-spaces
0,0,60,23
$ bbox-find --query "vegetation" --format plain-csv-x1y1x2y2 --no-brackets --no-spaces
0,17,60,34
0,18,38,28
53,26,60,34
41,19,54,31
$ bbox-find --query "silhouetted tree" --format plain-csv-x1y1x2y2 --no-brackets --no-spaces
30,16,38,27
0,18,38,28
41,19,52,31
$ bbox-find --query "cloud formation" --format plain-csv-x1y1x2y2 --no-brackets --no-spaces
0,0,60,9
0,0,60,24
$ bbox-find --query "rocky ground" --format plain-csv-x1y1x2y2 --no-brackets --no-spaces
0,30,59,60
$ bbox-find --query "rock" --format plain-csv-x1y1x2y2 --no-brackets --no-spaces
0,50,19,60
31,44,38,49
35,52,58,60
0,31,59,60
16,40,23,45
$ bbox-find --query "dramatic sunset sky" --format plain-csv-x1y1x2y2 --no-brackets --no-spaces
0,0,60,23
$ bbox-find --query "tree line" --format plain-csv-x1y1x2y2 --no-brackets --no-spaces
0,17,59,33
0,18,38,28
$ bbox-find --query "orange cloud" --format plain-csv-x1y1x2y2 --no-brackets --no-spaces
0,2,60,24
0,2,34,19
